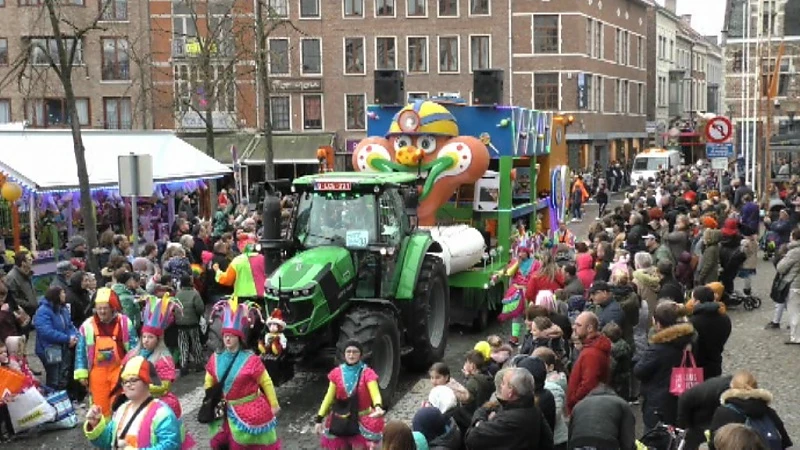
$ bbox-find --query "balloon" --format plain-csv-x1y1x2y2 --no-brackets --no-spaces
1,182,22,202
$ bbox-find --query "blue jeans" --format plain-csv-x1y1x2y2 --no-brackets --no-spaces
43,359,68,390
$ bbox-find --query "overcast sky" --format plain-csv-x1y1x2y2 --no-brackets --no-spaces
656,0,727,37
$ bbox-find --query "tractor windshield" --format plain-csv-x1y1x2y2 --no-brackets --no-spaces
294,192,377,248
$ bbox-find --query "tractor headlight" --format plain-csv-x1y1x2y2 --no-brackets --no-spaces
302,289,311,296
293,290,300,297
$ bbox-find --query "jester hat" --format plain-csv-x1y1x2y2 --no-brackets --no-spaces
94,287,122,313
141,294,182,337
210,296,264,340
121,355,162,386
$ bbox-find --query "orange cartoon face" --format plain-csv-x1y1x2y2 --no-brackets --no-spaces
351,101,490,226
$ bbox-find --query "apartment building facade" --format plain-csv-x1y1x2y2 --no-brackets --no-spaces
511,0,650,170
0,0,150,129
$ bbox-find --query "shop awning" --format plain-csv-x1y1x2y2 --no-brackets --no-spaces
179,133,256,165
245,133,335,164
0,130,232,192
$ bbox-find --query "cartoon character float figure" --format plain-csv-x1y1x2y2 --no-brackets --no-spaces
352,100,491,227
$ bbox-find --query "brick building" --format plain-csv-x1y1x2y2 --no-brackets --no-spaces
0,0,151,129
511,0,649,170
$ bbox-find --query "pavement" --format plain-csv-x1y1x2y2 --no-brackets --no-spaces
12,194,800,448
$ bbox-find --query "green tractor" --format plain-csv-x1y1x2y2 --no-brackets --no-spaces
261,171,450,405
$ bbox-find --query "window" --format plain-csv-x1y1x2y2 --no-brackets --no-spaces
300,0,319,18
0,100,9,124
375,0,394,16
596,22,603,58
594,75,603,111
408,92,428,102
439,36,458,73
344,37,365,74
470,0,488,15
533,73,558,110
583,74,593,110
376,37,396,70
26,98,89,128
586,19,592,56
615,79,621,112
103,97,132,129
470,35,490,71
269,39,289,75
438,0,457,17
407,37,428,73
101,0,127,20
173,64,235,112
0,0,4,6
270,96,290,131
407,0,425,16
637,36,644,68
29,38,83,66
344,0,362,16
345,94,366,130
0,39,6,65
732,50,742,73
101,38,130,81
623,80,629,113
301,38,322,74
638,82,645,114
534,15,558,54
302,94,323,130
268,0,288,16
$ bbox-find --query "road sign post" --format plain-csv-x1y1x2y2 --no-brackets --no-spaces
119,154,154,252
705,143,734,159
705,116,733,144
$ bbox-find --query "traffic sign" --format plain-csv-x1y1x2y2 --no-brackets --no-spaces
705,143,734,158
705,116,733,143
710,158,728,170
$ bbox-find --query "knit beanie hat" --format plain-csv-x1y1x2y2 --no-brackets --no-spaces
412,407,448,442
516,356,546,391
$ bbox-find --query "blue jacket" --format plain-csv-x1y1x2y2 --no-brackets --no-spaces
33,298,78,359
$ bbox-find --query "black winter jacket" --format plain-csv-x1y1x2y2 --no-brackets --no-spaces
676,375,733,450
465,395,554,450
634,322,696,429
709,388,792,450
689,302,731,379
428,417,463,450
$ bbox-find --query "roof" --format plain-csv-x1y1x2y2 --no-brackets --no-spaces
0,130,232,192
293,171,418,187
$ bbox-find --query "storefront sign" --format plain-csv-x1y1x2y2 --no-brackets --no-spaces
179,111,237,130
271,79,323,93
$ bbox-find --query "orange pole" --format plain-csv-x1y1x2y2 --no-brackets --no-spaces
11,203,20,252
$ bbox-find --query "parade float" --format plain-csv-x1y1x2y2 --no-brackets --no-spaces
257,99,572,405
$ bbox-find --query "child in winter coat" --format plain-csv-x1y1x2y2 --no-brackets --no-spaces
4,336,36,388
175,274,205,373
532,347,568,449
427,362,468,406
738,234,758,295
603,322,633,400
485,335,513,377
0,343,15,442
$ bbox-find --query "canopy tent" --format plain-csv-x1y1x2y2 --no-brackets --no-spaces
0,130,232,192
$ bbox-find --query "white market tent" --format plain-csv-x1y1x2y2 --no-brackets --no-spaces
0,129,232,192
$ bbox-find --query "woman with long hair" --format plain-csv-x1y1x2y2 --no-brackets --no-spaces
525,252,565,307
33,286,79,390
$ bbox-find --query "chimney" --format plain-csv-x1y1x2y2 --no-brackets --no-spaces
665,0,677,13
681,14,692,26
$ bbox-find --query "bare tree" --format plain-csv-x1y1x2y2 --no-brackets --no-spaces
0,2,116,272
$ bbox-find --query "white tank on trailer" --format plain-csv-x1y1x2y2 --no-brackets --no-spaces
423,224,486,276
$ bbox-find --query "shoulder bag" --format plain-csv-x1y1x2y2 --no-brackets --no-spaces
197,351,239,424
115,397,154,450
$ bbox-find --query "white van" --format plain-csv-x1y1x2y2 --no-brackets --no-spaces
630,149,682,186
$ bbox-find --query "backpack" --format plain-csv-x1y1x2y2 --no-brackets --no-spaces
724,403,782,450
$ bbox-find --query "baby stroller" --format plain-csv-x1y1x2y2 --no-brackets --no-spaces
720,247,762,311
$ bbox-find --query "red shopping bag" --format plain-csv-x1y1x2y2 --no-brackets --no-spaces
669,346,704,396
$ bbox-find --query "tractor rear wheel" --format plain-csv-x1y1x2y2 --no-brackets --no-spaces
337,307,401,408
403,255,450,371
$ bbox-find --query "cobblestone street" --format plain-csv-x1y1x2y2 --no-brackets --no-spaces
12,198,799,448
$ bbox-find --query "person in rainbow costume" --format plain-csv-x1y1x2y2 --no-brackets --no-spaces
120,294,195,448
495,228,542,345
85,355,183,449
205,296,281,450
75,287,138,418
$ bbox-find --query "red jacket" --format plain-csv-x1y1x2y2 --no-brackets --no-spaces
526,271,566,302
567,333,612,414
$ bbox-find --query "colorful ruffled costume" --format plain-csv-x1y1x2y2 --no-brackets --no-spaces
496,233,541,341
85,356,183,449
205,297,281,450
122,294,195,449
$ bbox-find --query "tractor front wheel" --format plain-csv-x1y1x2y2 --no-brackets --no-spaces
403,255,450,371
337,307,401,408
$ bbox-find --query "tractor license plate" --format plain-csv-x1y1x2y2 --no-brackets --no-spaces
315,181,352,191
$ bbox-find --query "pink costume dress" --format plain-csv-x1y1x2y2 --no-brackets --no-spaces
206,349,280,450
497,258,541,322
319,364,384,449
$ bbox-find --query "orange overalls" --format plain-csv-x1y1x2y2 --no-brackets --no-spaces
89,320,125,417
